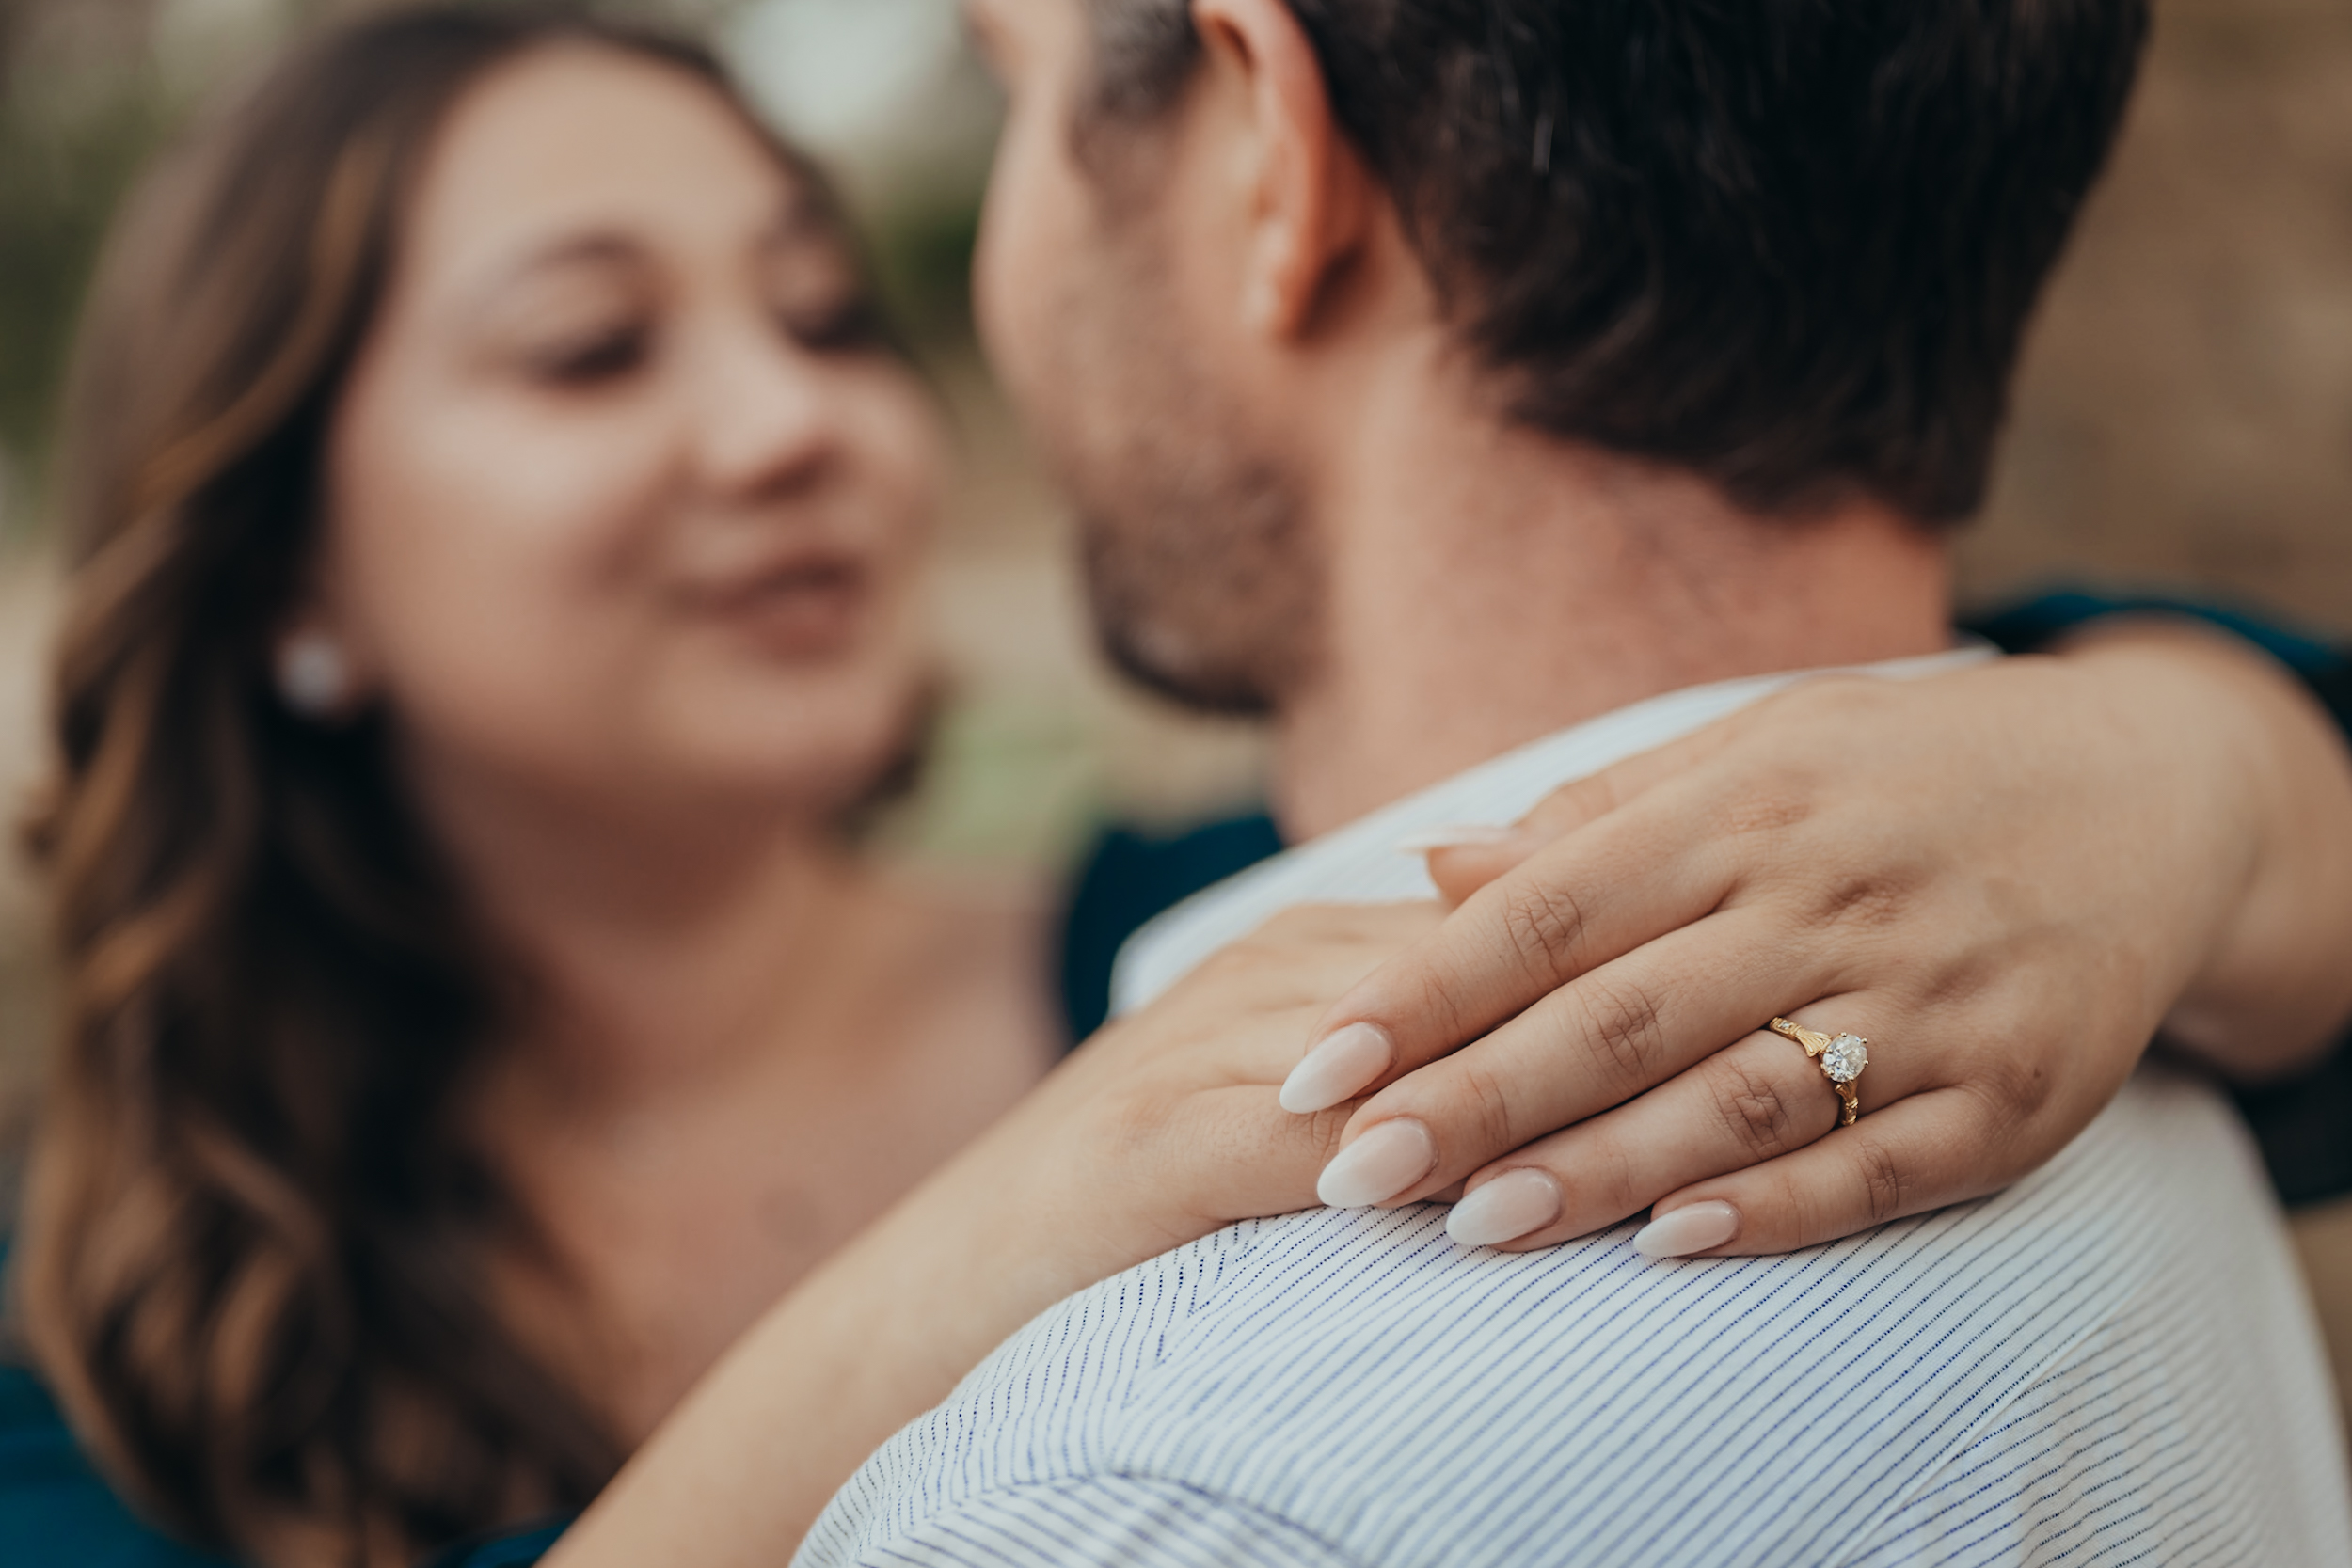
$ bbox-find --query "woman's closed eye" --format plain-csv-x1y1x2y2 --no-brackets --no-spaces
468,245,660,388
520,317,653,386
759,220,886,356
776,291,885,356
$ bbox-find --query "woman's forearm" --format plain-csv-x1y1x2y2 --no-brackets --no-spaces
2066,619,2352,1077
538,1247,903,1568
540,905,1411,1567
542,1085,1104,1567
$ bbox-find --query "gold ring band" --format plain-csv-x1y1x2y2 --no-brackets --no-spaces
1768,1017,1867,1127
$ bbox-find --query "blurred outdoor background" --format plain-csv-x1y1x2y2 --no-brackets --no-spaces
1,0,2350,1412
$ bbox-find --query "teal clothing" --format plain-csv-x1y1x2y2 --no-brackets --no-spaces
0,1241,553,1568
422,1521,570,1568
0,1366,233,1568
0,1248,233,1567
0,1341,564,1567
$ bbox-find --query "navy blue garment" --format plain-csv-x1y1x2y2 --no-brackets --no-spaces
0,1243,234,1568
1057,813,1284,1043
1969,586,2341,677
420,1520,570,1568
2242,607,2352,1204
0,1362,236,1568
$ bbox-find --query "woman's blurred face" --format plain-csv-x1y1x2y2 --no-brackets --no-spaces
325,44,944,826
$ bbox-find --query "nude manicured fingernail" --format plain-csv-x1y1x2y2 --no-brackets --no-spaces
1280,1022,1393,1114
1394,823,1519,854
1316,1118,1437,1209
1630,1200,1740,1259
1446,1168,1563,1248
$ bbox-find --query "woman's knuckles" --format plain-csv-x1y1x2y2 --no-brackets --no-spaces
1565,975,1675,1098
1959,1049,2059,1125
1496,876,1598,983
1704,1052,1820,1162
1448,1060,1523,1166
1849,1132,1914,1227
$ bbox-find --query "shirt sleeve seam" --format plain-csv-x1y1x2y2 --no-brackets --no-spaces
870,1470,1375,1568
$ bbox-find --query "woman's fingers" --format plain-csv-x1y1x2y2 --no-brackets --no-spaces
1420,721,1748,905
1283,796,1742,1115
1068,905,1460,1243
1439,1006,1936,1247
1085,903,1449,1114
1171,901,1449,1018
1442,1030,1836,1246
1626,1087,2015,1258
1163,1086,1357,1225
1310,910,1841,1208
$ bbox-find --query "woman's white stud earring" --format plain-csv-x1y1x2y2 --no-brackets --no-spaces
275,629,354,720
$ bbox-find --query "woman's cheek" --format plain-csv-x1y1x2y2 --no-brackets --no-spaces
833,372,947,600
363,446,665,753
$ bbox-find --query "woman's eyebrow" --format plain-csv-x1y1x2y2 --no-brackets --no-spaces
753,198,857,273
492,231,647,281
460,232,651,315
766,185,840,245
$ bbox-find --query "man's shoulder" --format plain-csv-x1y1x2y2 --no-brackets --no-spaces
798,1204,1452,1563
803,1068,2350,1567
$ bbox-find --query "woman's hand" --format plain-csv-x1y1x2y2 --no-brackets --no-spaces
1032,900,1448,1257
1280,622,2352,1259
546,900,1439,1568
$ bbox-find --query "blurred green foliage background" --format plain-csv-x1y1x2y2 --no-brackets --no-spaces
0,1,168,527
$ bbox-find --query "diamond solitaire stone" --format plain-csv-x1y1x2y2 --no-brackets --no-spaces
1821,1034,1868,1084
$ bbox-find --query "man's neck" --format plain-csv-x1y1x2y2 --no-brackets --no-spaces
1270,347,1954,837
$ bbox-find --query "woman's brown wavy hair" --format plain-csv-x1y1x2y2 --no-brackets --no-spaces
9,8,818,1563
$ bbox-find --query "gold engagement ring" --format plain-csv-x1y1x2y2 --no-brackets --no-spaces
1767,1017,1868,1127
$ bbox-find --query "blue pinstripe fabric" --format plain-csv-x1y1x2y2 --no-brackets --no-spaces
801,652,2352,1568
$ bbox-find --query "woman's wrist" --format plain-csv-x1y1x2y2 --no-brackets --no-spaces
2058,618,2352,1075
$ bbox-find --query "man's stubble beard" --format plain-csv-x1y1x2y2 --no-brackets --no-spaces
1039,224,1327,719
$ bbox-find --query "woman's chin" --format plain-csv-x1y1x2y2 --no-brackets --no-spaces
670,710,926,824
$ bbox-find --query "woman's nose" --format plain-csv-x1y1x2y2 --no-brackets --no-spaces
688,323,842,502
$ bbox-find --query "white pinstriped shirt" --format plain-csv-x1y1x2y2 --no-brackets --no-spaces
800,652,2352,1567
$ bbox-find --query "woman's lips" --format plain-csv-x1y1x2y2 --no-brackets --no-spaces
680,556,871,657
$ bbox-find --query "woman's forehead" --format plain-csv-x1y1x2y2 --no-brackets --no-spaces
398,42,816,300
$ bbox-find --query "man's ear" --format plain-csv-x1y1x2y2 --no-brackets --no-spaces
1191,0,1375,341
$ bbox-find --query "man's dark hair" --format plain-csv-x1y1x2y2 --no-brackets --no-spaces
1083,0,2150,524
